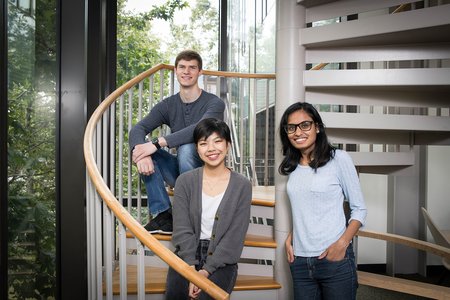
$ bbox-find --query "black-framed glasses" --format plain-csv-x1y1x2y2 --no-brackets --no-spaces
284,121,314,134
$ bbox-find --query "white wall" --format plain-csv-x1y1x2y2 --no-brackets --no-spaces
357,173,388,264
426,145,450,265
356,146,450,266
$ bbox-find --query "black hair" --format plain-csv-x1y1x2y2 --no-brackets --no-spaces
278,102,335,175
175,50,203,70
193,118,231,144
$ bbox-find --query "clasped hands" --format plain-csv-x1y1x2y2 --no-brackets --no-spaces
188,267,210,299
132,142,157,175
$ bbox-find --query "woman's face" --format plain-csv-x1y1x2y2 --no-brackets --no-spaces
286,109,318,154
196,132,229,168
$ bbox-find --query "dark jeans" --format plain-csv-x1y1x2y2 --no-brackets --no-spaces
142,143,202,216
165,240,238,300
289,245,358,300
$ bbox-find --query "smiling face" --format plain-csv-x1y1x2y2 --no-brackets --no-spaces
196,132,229,168
174,59,202,88
286,109,318,155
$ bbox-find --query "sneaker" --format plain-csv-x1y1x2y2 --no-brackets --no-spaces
144,210,173,235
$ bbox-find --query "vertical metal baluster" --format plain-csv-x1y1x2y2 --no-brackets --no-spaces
170,69,174,96
103,110,113,300
119,221,127,300
239,79,244,174
86,174,94,299
264,79,270,186
137,241,145,300
251,78,257,185
94,125,103,300
119,95,124,206
137,82,144,223
127,89,133,212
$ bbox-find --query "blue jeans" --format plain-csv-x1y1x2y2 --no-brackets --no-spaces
141,143,202,216
289,245,358,300
165,240,238,300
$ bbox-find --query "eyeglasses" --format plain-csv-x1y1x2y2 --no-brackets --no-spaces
284,121,314,134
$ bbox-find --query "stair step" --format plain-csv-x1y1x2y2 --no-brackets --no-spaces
106,266,281,295
126,232,276,248
251,186,275,206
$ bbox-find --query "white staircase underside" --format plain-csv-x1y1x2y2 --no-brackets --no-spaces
301,4,450,47
304,69,450,87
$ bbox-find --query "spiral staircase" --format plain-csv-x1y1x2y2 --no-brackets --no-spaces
84,1,450,299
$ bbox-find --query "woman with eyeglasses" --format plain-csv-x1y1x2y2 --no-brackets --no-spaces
165,118,252,300
279,102,367,299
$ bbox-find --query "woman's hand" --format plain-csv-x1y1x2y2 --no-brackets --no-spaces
188,269,210,299
319,220,361,261
318,238,348,261
285,232,294,263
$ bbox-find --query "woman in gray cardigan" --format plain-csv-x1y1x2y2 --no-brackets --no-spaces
165,118,252,300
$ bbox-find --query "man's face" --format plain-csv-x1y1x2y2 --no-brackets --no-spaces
174,59,202,88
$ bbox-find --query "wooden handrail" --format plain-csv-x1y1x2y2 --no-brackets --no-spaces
83,64,276,300
357,229,450,260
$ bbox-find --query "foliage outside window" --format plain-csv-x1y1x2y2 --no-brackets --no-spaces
7,0,57,298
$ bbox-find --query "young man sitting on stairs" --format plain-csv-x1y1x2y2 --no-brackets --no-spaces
129,50,225,234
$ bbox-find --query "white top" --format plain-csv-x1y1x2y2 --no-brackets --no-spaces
200,191,225,239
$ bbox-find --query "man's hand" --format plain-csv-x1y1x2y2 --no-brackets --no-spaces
132,142,156,163
136,156,155,176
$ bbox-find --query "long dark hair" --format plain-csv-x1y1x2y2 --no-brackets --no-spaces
278,102,335,175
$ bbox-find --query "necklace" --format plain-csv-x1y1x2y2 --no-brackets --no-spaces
203,170,230,194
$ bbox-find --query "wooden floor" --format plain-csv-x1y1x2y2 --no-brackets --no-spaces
106,265,281,295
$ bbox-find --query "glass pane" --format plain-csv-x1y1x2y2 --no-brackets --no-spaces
7,0,57,298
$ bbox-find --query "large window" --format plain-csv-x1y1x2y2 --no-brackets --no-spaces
7,0,57,298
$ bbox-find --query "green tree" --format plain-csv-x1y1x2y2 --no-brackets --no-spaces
166,0,219,69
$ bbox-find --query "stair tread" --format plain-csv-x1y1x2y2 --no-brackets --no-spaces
106,266,281,295
126,232,276,248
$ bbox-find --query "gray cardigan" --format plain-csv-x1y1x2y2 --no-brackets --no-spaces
172,167,252,274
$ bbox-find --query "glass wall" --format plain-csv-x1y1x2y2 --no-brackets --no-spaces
226,0,275,73
226,0,276,184
7,0,57,298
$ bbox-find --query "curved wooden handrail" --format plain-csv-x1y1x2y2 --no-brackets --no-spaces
357,229,450,260
84,64,276,300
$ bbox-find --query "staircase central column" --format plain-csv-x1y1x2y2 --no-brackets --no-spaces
275,0,306,299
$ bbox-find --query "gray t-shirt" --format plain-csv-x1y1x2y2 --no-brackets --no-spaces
129,90,225,149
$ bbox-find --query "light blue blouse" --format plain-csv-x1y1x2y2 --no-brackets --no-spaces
287,149,367,257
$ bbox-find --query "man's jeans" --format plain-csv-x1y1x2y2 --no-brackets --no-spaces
165,240,238,300
141,143,202,216
289,245,358,300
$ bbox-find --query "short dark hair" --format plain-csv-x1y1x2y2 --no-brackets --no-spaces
278,102,335,175
193,118,231,144
174,50,203,70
